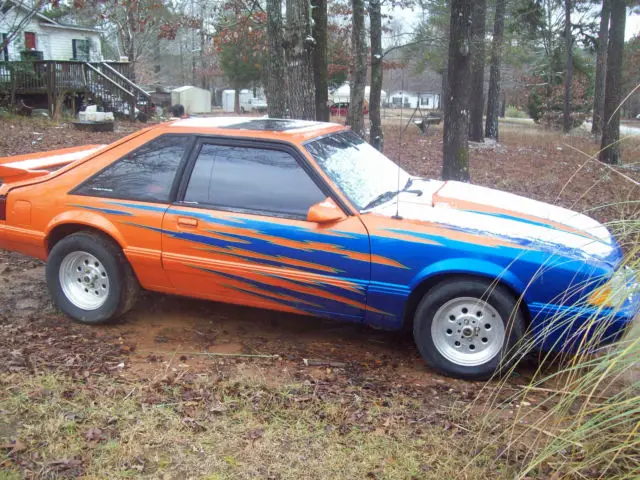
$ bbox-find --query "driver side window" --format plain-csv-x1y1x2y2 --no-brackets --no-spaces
183,144,326,219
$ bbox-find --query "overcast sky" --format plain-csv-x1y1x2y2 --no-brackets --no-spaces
387,8,640,43
627,14,640,40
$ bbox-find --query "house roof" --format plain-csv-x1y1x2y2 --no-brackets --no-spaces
8,1,101,33
39,23,101,34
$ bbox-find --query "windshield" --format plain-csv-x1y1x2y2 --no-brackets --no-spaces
305,131,410,211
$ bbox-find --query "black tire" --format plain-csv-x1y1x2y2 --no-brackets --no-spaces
46,231,140,324
412,278,526,380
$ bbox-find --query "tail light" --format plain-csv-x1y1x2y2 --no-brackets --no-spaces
0,196,6,221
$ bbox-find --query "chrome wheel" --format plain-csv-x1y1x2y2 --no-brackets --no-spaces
59,251,110,310
431,296,505,367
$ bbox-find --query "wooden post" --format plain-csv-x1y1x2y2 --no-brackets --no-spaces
129,94,135,121
47,61,57,117
10,63,16,105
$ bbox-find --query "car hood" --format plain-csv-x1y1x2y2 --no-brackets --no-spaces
367,179,620,266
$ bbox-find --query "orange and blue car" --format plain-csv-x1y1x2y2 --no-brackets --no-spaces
0,118,637,379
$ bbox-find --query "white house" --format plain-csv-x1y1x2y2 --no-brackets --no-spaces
387,91,440,110
0,2,102,62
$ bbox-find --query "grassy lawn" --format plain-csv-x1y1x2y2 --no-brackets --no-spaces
0,371,517,479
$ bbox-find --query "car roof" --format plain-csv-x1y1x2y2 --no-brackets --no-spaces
164,117,347,142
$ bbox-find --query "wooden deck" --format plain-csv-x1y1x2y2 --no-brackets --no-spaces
0,60,149,119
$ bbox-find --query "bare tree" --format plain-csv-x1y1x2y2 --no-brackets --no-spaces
563,0,573,133
285,0,316,120
592,0,610,136
346,0,366,136
468,0,487,142
267,0,286,117
369,0,383,150
311,0,329,121
599,0,626,164
442,0,472,181
485,0,505,140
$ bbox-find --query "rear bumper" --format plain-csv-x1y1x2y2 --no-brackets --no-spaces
528,289,640,352
0,222,48,260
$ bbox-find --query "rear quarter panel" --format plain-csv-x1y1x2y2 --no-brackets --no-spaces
0,128,174,289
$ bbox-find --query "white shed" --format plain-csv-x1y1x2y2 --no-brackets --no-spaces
222,89,235,113
171,86,212,114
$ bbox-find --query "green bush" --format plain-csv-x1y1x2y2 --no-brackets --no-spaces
505,105,529,119
527,91,543,122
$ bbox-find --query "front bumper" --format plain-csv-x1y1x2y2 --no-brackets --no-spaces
528,285,640,353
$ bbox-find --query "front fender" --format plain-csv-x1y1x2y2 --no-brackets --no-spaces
410,257,529,301
45,210,127,249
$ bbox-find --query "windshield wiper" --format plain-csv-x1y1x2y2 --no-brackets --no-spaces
362,190,400,210
362,178,423,211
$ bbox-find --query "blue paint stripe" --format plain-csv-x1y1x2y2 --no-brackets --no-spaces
464,210,597,240
107,201,167,213
196,247,346,274
195,267,368,313
68,204,134,216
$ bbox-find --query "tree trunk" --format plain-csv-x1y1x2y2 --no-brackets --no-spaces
440,2,451,113
311,0,329,122
126,8,136,83
468,0,487,142
599,0,626,164
285,0,316,120
440,65,448,111
485,0,505,140
346,0,366,136
369,0,383,151
267,0,287,118
442,0,473,182
592,0,610,137
234,87,240,114
563,0,573,133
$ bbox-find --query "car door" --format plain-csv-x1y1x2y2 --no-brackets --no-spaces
160,138,371,321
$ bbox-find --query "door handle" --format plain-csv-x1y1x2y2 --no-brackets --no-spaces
177,217,198,228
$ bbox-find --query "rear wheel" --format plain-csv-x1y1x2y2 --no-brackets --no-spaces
46,231,140,324
413,278,525,380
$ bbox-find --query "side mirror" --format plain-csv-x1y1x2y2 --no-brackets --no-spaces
307,198,347,224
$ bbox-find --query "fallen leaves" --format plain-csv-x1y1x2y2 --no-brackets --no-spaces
246,427,264,445
84,427,104,443
0,439,27,454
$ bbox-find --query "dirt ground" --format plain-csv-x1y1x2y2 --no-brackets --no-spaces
0,116,638,478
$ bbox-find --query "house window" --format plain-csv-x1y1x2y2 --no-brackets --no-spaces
72,39,91,61
24,32,36,50
1,34,8,61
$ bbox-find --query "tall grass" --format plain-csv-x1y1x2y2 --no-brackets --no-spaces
472,136,640,479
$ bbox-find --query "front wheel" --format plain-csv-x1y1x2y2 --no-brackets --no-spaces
46,231,140,324
413,278,526,380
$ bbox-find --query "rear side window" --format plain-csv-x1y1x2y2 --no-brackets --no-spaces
184,144,325,218
74,135,190,203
